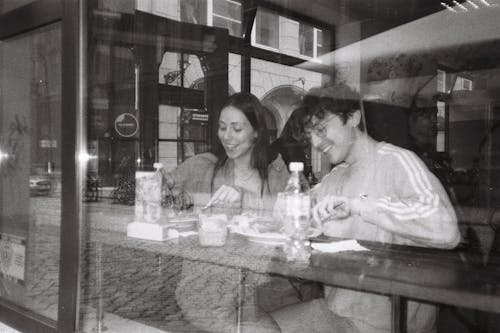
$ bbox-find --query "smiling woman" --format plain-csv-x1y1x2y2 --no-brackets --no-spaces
158,92,291,332
162,92,289,211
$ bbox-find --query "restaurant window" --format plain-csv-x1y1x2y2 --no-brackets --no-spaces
299,22,314,57
211,0,242,37
180,0,207,25
6,0,500,332
455,76,473,91
228,52,241,93
316,29,329,56
177,0,244,37
253,8,279,49
0,21,62,321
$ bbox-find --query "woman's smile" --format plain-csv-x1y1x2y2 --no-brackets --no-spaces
218,106,257,163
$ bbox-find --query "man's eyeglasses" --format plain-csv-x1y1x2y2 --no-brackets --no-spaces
304,115,336,139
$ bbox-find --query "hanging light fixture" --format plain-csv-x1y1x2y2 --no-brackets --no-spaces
441,2,458,12
466,0,480,9
453,0,469,11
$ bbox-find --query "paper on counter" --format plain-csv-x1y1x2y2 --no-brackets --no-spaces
311,239,369,253
167,229,198,239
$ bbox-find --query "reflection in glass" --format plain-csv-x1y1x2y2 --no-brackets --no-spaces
0,22,61,321
254,8,279,49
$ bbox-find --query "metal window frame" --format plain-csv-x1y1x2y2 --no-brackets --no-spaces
0,0,83,332
237,0,335,92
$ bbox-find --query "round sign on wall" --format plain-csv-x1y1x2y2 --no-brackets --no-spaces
114,113,139,137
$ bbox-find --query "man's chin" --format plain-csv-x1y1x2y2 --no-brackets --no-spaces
326,152,339,165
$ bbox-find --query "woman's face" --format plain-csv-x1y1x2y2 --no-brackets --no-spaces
218,106,257,162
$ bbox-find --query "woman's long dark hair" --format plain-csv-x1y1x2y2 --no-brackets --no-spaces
211,92,271,195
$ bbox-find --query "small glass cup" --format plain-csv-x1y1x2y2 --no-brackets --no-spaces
197,214,228,247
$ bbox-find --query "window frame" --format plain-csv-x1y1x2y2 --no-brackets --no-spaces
0,1,83,333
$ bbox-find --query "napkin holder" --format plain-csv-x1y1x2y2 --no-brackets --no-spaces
127,221,170,241
127,169,170,241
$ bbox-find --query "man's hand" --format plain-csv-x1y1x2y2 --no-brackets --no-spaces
312,195,352,224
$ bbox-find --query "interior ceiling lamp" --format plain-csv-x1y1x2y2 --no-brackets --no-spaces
453,0,469,11
441,0,497,12
441,2,458,11
467,0,480,8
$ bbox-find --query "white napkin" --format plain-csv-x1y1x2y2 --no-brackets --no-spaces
311,239,369,253
167,229,198,239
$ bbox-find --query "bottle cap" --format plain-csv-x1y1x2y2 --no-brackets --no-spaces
153,162,163,171
289,162,304,172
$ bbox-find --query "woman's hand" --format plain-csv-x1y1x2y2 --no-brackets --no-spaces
312,195,352,224
207,185,242,207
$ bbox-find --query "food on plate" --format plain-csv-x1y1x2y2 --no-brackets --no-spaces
198,214,228,246
231,214,281,234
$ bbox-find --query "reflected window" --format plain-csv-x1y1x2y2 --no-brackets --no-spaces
212,0,242,36
180,0,207,25
299,23,314,57
1,22,61,321
229,52,241,93
252,8,330,58
254,9,279,49
454,76,473,91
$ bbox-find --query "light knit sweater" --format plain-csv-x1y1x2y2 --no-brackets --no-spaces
314,138,460,333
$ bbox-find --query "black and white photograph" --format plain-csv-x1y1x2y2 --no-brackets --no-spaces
1,1,500,332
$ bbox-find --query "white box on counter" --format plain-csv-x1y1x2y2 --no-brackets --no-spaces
127,221,170,241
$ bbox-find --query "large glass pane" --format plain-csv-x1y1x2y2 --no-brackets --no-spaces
252,7,332,60
254,8,279,49
0,22,61,321
212,0,242,37
294,2,500,330
79,1,500,333
80,3,231,332
228,52,241,93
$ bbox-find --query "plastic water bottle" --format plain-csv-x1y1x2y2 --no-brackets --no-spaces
284,162,310,194
283,162,311,263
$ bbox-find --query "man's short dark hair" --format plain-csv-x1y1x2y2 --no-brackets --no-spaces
303,83,362,127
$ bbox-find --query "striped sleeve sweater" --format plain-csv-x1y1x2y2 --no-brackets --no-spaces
314,141,460,249
314,141,460,333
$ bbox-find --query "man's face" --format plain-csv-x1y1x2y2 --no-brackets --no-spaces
306,113,357,165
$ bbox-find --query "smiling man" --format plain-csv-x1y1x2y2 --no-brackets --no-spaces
265,84,461,333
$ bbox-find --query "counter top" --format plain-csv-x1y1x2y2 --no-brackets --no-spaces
89,227,500,315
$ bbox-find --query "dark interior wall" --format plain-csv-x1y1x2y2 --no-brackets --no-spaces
363,101,410,149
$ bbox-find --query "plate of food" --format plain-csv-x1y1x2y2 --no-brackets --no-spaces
230,214,321,245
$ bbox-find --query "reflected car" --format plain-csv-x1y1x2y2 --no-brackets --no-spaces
29,176,52,196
